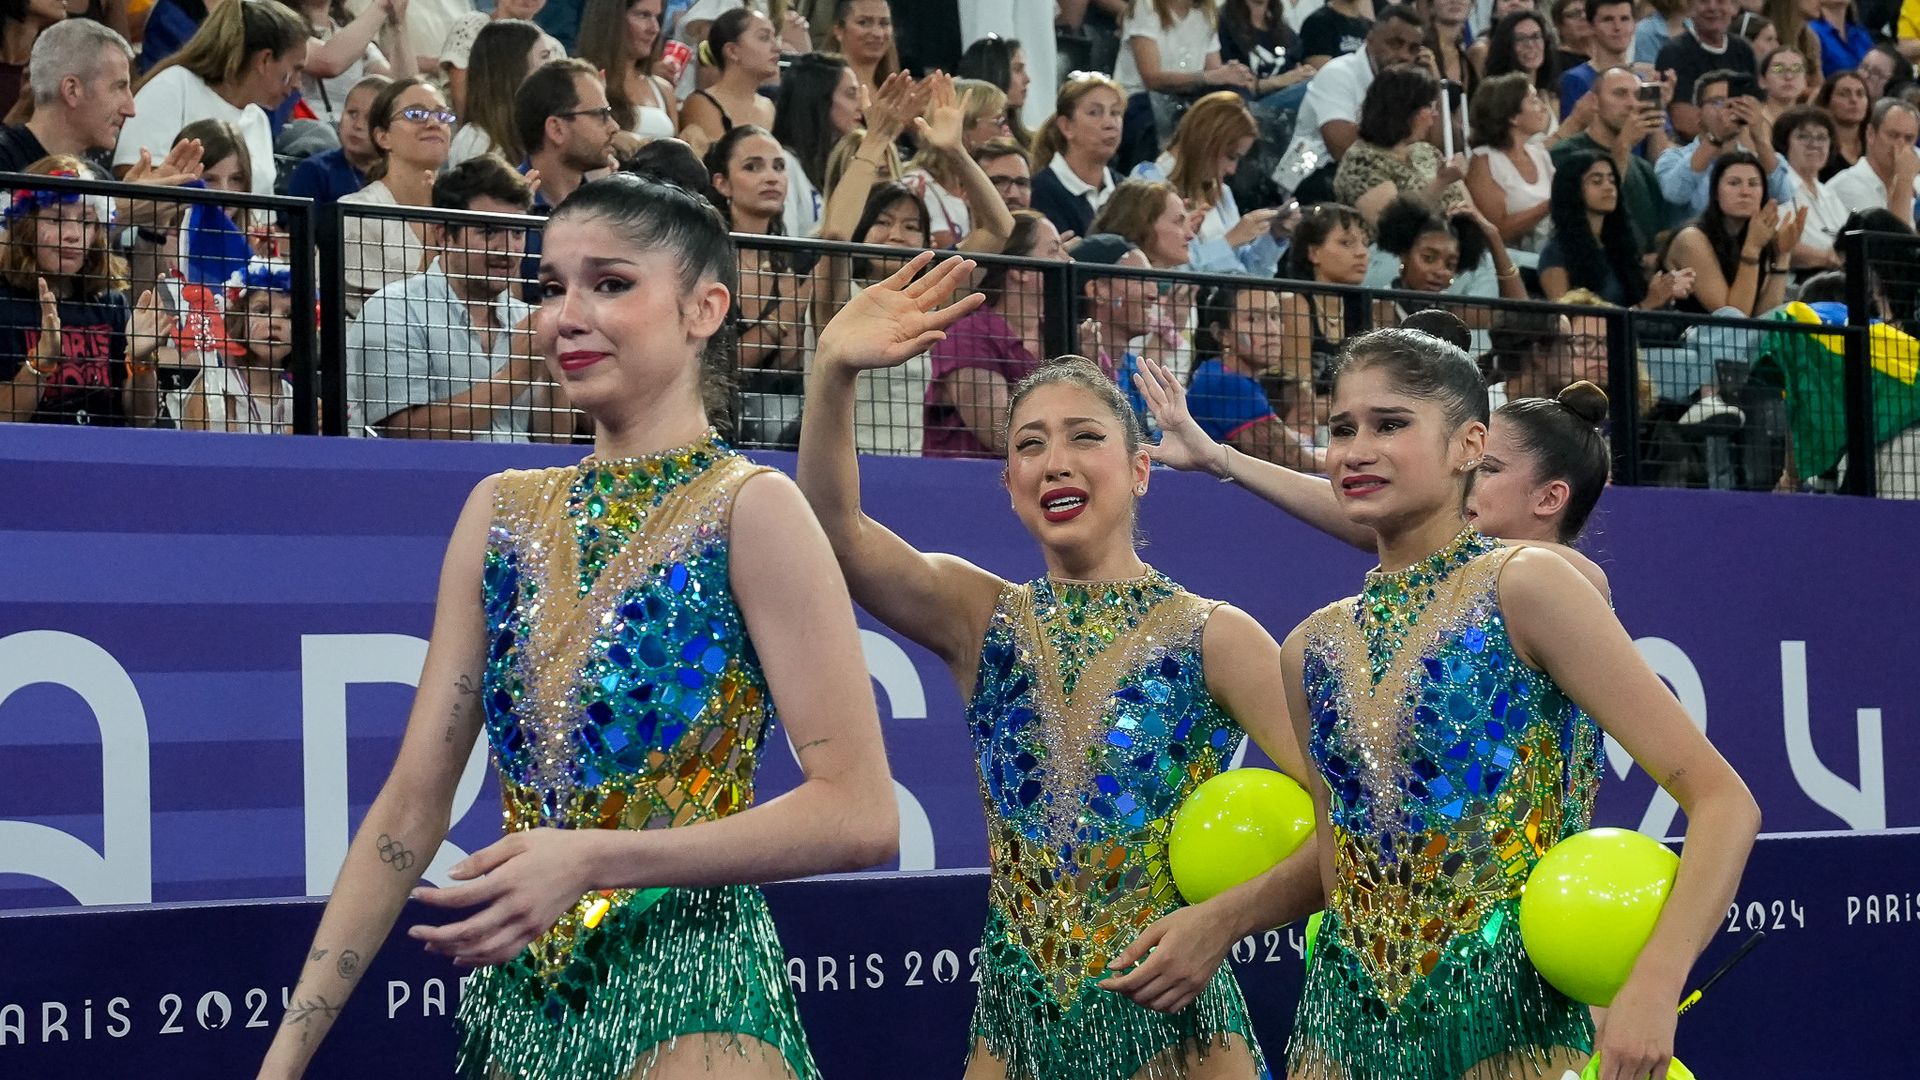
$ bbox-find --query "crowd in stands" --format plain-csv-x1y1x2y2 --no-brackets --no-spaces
0,0,1916,494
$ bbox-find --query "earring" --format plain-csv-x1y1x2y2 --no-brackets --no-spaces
1134,484,1147,496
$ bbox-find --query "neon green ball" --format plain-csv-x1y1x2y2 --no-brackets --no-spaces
1581,1054,1695,1080
1519,827,1680,1006
1167,768,1313,904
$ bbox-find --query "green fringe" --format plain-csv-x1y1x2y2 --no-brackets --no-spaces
456,885,817,1080
1285,905,1593,1080
969,909,1265,1080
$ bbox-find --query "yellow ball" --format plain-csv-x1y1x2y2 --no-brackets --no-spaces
1580,1054,1695,1080
1519,828,1680,1006
1168,768,1314,904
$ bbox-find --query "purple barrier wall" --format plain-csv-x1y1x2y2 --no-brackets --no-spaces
0,425,1916,911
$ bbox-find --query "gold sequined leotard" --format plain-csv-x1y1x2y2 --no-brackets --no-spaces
1287,530,1602,1080
454,432,817,1080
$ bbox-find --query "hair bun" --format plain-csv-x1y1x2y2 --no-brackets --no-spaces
1555,380,1610,425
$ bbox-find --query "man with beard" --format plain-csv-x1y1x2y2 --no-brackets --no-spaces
512,58,618,299
346,157,540,441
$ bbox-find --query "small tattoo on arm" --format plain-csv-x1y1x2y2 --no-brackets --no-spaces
1664,766,1689,787
308,946,328,962
336,950,362,981
447,673,479,743
793,737,833,755
284,995,342,1044
376,833,418,873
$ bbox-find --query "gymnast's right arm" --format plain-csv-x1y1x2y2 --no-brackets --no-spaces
255,476,499,1080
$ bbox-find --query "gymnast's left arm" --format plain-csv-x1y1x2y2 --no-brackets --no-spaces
1098,604,1325,1013
409,472,899,965
1500,547,1761,1080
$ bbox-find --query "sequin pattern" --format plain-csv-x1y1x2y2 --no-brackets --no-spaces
1287,532,1601,1080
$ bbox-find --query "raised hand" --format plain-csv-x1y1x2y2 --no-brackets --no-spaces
35,275,60,339
1744,199,1781,254
1131,355,1227,475
130,289,177,360
814,251,986,371
862,70,920,143
913,71,965,156
1773,204,1808,258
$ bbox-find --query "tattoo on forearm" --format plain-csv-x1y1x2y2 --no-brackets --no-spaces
336,949,362,981
285,995,342,1044
446,673,479,743
794,737,833,755
376,833,417,873
1665,766,1689,787
308,946,328,962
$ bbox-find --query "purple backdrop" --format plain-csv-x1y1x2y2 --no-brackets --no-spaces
0,425,1915,911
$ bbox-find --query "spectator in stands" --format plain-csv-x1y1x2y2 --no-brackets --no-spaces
1468,72,1555,251
296,0,411,126
1816,69,1869,178
339,76,450,310
1030,71,1125,238
1551,66,1671,252
1657,68,1793,218
896,73,1017,251
179,261,294,432
1487,307,1570,407
1551,0,1593,71
1334,63,1470,221
1422,0,1476,99
1130,90,1281,274
1735,12,1780,62
1776,103,1848,268
1276,202,1370,367
957,33,1032,146
1810,0,1872,76
1482,10,1561,114
1558,0,1633,118
1467,0,1536,77
677,0,814,57
114,0,307,193
138,0,206,75
1274,5,1425,201
1828,97,1920,223
975,139,1033,211
954,78,1011,152
1541,149,1691,306
576,0,676,144
773,52,860,236
901,80,1005,245
1297,0,1372,69
438,0,553,116
1864,45,1915,101
518,59,618,210
706,123,807,439
1369,197,1527,325
347,155,537,440
1764,0,1823,78
0,157,172,426
829,0,896,91
923,210,1067,457
1189,280,1323,469
679,7,779,156
1219,0,1310,102
1759,47,1811,127
1091,178,1196,271
1664,149,1801,317
448,21,554,164
287,72,385,205
0,0,69,119
0,19,134,174
1658,0,1756,140
1634,0,1687,70
1112,0,1252,171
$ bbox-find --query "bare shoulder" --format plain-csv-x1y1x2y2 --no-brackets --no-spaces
1501,539,1611,601
1201,603,1284,662
1494,544,1608,626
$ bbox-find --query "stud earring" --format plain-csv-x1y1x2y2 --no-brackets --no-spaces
1134,484,1147,496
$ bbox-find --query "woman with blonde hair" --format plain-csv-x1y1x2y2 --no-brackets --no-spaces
901,77,1017,247
577,0,677,141
1130,90,1283,274
1029,70,1125,238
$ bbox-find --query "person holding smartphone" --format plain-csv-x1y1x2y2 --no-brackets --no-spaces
1656,67,1794,218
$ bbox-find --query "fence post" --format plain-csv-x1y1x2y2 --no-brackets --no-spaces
1839,229,1876,496
1341,284,1370,337
1610,306,1643,486
1044,260,1076,359
284,200,318,436
313,202,348,437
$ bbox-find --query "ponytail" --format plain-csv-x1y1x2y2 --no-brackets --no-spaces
140,0,307,92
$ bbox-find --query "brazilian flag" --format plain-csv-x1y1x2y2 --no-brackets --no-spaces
1757,301,1920,479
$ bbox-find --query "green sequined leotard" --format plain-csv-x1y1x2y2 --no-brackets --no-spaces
1287,530,1602,1080
966,570,1264,1080
455,433,817,1080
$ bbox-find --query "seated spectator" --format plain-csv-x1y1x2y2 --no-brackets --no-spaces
1735,13,1781,67
957,33,1032,146
1131,90,1283,275
1274,4,1425,198
448,20,554,164
1633,0,1687,71
1759,46,1810,127
1663,149,1802,317
1656,68,1794,219
1091,178,1196,271
923,210,1067,457
1775,103,1848,269
1557,0,1633,120
0,0,68,118
287,72,386,205
1467,71,1555,251
1334,63,1470,221
1296,0,1372,69
951,78,1010,152
1827,98,1920,223
1369,196,1527,326
1657,0,1756,141
678,7,779,157
114,0,307,192
772,51,862,236
815,180,933,452
1481,8,1561,116
517,58,618,210
1111,0,1251,171
438,0,554,116
1550,65,1672,254
1219,0,1314,102
1858,43,1912,102
0,157,171,426
1810,0,1872,77
1484,305,1609,408
828,0,899,91
179,261,295,432
1070,232,1160,426
975,138,1033,211
1551,0,1593,73
1816,69,1869,178
0,19,136,175
706,123,808,443
578,0,676,153
340,76,451,311
1030,71,1125,238
1425,0,1475,102
1276,201,1370,369
296,0,411,125
1541,149,1691,308
1189,281,1324,470
900,75,1020,248
347,155,538,439
676,0,814,58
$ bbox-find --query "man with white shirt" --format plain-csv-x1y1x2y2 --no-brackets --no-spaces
1828,99,1920,227
1655,0,1754,141
1272,3,1424,199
